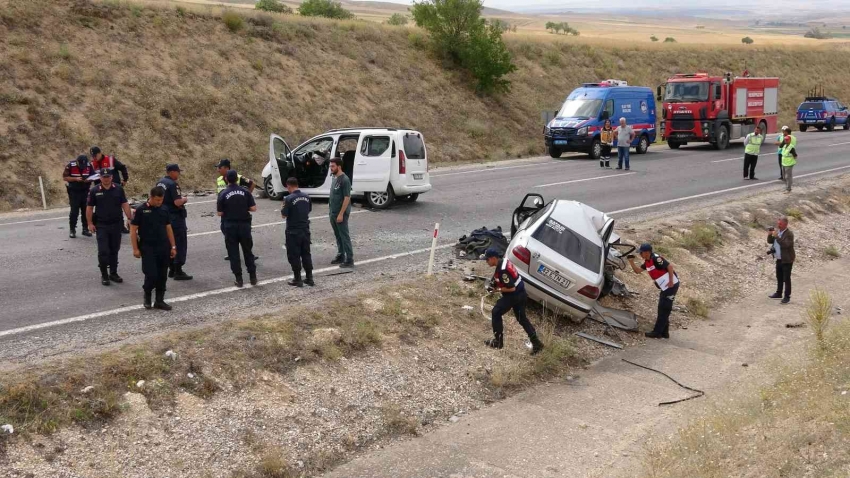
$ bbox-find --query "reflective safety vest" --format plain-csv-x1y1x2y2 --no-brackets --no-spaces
744,133,763,155
781,135,797,167
216,173,243,193
644,254,679,291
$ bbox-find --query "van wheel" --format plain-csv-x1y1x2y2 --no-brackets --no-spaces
636,135,650,154
713,125,729,150
548,146,562,158
365,187,396,209
800,124,808,132
827,118,835,132
589,138,602,159
263,176,283,200
667,141,681,149
398,193,419,203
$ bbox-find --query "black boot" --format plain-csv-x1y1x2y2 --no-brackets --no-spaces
81,229,92,237
173,266,193,281
109,272,123,283
288,270,303,287
100,267,110,286
168,265,175,278
153,290,172,311
69,229,76,239
331,254,344,265
143,291,153,309
530,334,545,355
249,272,258,286
234,275,244,288
304,270,315,287
484,333,504,349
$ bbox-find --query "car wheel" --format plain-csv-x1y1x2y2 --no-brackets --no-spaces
827,118,835,132
548,145,562,158
713,125,729,150
799,124,808,132
667,141,681,150
364,186,396,209
636,135,650,154
844,120,850,130
263,176,283,200
589,138,602,159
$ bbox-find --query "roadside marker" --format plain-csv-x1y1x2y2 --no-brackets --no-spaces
427,222,440,276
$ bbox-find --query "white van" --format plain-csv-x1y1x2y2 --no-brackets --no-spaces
261,128,431,209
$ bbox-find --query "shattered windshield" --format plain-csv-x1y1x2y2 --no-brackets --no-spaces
664,82,709,102
558,99,602,119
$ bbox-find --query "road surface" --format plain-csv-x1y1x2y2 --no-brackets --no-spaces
1,132,848,360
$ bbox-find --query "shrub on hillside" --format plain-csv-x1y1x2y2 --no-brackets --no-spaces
298,0,353,19
804,27,831,39
386,13,408,25
412,0,516,94
256,0,293,14
742,36,754,44
664,36,676,43
650,35,658,41
222,10,244,32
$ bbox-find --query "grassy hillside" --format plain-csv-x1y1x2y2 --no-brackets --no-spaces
2,0,850,209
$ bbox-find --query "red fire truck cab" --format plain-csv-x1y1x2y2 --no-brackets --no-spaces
657,72,779,150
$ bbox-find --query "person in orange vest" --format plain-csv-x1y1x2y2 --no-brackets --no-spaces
627,243,680,338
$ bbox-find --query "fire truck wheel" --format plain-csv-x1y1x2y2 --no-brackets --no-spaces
667,141,681,150
713,125,729,150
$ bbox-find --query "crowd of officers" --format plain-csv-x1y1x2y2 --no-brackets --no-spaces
64,149,354,310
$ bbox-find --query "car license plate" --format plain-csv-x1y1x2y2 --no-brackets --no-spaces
806,120,817,123
413,174,423,180
554,140,568,145
537,264,571,289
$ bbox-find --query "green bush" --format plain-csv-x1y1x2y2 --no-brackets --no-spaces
412,0,516,94
256,0,293,14
222,11,245,32
386,13,408,25
650,35,658,42
742,36,754,44
298,0,353,19
664,37,677,43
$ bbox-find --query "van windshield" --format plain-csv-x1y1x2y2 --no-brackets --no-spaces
558,99,602,119
664,81,709,102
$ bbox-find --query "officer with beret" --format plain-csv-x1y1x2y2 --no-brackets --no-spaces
130,186,177,310
628,243,680,338
281,177,314,287
483,248,544,355
217,169,258,288
157,164,192,281
86,168,133,286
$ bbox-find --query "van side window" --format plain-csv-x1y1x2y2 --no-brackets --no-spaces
604,99,614,119
360,136,391,157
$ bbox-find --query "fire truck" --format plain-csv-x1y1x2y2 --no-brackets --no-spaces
657,72,779,150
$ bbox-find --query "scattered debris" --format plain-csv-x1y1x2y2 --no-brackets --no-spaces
2,424,14,435
574,332,624,349
448,415,460,423
622,359,705,405
136,380,145,388
742,363,749,367
80,386,95,394
455,226,508,260
187,373,195,379
461,305,474,311
785,322,806,328
164,350,178,360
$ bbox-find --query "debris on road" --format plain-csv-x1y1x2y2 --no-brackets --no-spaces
136,380,145,389
2,424,14,435
81,386,96,394
165,350,178,360
785,322,806,328
575,332,624,349
455,226,508,260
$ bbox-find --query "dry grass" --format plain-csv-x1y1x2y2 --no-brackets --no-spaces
824,245,841,258
2,0,850,209
785,207,804,220
489,321,579,390
805,288,833,346
676,223,721,252
380,403,419,436
640,311,850,478
686,297,711,318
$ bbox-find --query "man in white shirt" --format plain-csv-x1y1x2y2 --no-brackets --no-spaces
614,117,635,170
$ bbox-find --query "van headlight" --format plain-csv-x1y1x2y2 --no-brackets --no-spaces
577,127,588,136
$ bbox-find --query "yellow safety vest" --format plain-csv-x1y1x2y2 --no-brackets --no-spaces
780,135,797,167
216,173,243,193
744,133,763,155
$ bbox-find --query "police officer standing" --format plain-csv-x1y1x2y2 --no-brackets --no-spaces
86,168,133,286
281,177,314,287
217,170,258,288
130,186,177,310
628,243,680,338
90,146,131,233
157,164,192,280
483,248,544,355
63,154,95,238
215,159,258,262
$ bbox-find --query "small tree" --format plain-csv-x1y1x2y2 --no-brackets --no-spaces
256,0,292,13
553,23,562,34
650,35,658,42
545,21,554,32
460,21,516,93
664,36,676,43
298,0,353,19
386,13,408,25
490,19,510,33
742,36,754,44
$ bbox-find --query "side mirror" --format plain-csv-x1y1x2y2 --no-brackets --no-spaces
656,85,663,101
533,197,543,207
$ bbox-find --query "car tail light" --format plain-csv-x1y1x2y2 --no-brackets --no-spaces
577,285,600,299
399,150,406,174
512,246,531,265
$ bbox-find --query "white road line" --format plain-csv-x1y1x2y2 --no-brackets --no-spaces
535,172,635,188
0,243,455,338
187,210,370,238
186,199,218,206
431,161,558,178
711,153,768,163
0,216,66,227
607,165,850,215
828,141,850,147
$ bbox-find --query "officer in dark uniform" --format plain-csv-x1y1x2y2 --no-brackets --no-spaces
217,170,258,288
483,248,544,354
157,164,192,281
281,177,314,287
86,168,133,286
130,186,177,310
62,154,95,238
90,146,131,233
628,243,680,338
215,159,258,262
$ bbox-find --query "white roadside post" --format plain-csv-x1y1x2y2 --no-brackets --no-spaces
427,222,440,276
38,176,48,210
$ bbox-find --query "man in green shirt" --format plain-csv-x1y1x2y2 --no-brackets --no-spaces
329,157,354,268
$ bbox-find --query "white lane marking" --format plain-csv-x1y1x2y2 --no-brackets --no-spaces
186,199,218,206
535,172,635,188
711,153,768,163
607,165,850,215
431,161,558,178
0,243,455,338
187,210,370,237
828,141,850,147
0,216,66,227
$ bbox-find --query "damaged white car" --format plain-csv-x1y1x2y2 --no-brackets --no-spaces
506,194,637,328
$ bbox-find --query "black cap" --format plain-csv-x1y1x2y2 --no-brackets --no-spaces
90,146,101,157
225,169,238,183
76,154,89,163
99,167,113,177
484,247,501,259
639,243,653,253
216,158,231,168
166,163,182,172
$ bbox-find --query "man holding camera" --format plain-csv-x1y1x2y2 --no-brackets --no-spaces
768,216,795,304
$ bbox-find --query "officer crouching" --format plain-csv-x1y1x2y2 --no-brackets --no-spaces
484,248,544,355
86,168,133,286
217,170,258,288
627,243,680,338
130,187,177,310
281,177,314,287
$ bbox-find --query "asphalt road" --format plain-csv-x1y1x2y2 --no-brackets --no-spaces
2,131,849,356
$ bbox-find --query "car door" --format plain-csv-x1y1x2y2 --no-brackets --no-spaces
353,133,392,193
269,134,292,194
